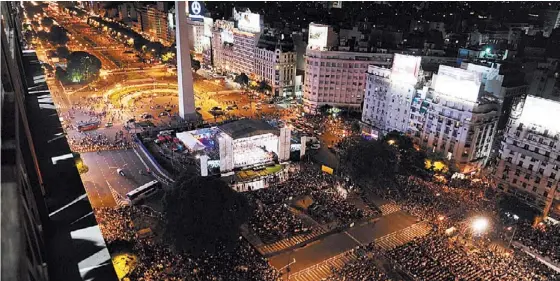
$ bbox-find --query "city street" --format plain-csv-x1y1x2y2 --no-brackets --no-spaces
80,149,156,209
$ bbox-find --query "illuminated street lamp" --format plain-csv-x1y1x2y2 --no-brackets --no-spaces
471,217,489,233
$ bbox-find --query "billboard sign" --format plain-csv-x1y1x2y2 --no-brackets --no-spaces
221,30,234,43
308,24,329,50
203,17,213,37
187,1,205,21
236,11,261,33
391,54,421,84
434,65,482,102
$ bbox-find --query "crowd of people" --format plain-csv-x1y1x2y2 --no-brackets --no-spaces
513,220,560,264
388,231,557,281
309,189,374,225
248,203,310,244
326,246,393,281
94,206,280,281
68,130,133,152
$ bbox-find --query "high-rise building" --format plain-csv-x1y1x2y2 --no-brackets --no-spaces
254,34,297,97
211,8,263,77
361,54,421,136
2,2,117,280
303,22,393,113
303,49,392,113
494,96,560,219
137,4,172,45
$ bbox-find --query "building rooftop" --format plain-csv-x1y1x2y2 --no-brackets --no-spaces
219,119,279,139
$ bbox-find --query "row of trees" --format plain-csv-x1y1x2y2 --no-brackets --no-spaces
234,73,272,94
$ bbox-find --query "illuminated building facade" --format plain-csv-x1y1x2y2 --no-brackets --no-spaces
494,96,560,219
138,4,172,45
303,49,392,113
361,54,421,137
211,9,262,76
254,34,297,97
303,22,392,113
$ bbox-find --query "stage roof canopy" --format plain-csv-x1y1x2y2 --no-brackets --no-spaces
219,119,279,139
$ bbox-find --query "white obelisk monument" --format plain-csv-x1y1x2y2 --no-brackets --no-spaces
175,1,197,120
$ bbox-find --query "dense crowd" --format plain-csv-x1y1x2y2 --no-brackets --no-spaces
309,189,374,225
68,130,133,152
513,220,560,264
326,246,393,281
248,203,310,243
95,206,280,281
388,231,557,281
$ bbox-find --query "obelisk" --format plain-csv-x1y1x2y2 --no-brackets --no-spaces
175,1,197,120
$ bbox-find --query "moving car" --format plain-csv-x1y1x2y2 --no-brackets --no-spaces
105,122,113,128
117,169,125,177
159,111,170,117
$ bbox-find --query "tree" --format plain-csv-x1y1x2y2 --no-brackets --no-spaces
55,66,68,83
56,46,70,58
257,80,272,94
66,52,102,83
319,104,333,114
341,139,398,186
234,73,249,86
41,17,54,28
382,131,426,176
351,121,361,134
36,30,49,42
163,173,252,255
48,25,69,46
191,59,201,72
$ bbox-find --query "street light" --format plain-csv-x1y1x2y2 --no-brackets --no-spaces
471,217,489,233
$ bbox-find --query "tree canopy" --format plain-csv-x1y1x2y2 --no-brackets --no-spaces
56,46,70,58
163,174,252,256
234,73,249,86
48,25,69,46
65,52,102,83
341,139,398,186
41,17,54,28
257,80,272,93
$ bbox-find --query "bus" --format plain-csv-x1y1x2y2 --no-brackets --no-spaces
126,180,161,204
77,121,100,132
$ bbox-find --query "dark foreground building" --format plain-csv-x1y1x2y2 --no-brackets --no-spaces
1,2,118,281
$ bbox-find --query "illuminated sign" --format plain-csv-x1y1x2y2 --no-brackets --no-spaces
203,17,213,37
391,54,421,84
235,11,261,33
434,65,482,102
518,96,560,135
187,1,205,21
321,165,334,174
221,30,234,43
308,24,329,50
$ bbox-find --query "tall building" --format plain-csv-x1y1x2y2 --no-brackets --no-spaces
137,4,172,45
2,2,117,280
362,58,502,172
303,22,393,113
416,65,500,172
186,18,206,53
303,49,393,113
254,34,297,97
494,96,560,219
361,54,421,137
211,9,263,77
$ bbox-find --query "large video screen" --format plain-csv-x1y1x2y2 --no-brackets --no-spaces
391,54,421,84
236,11,261,33
308,24,328,49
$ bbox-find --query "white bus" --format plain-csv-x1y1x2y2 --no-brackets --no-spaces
126,180,161,204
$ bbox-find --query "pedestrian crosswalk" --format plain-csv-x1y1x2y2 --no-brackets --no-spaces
379,202,401,216
374,221,432,250
289,251,358,281
109,186,129,207
259,226,329,255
